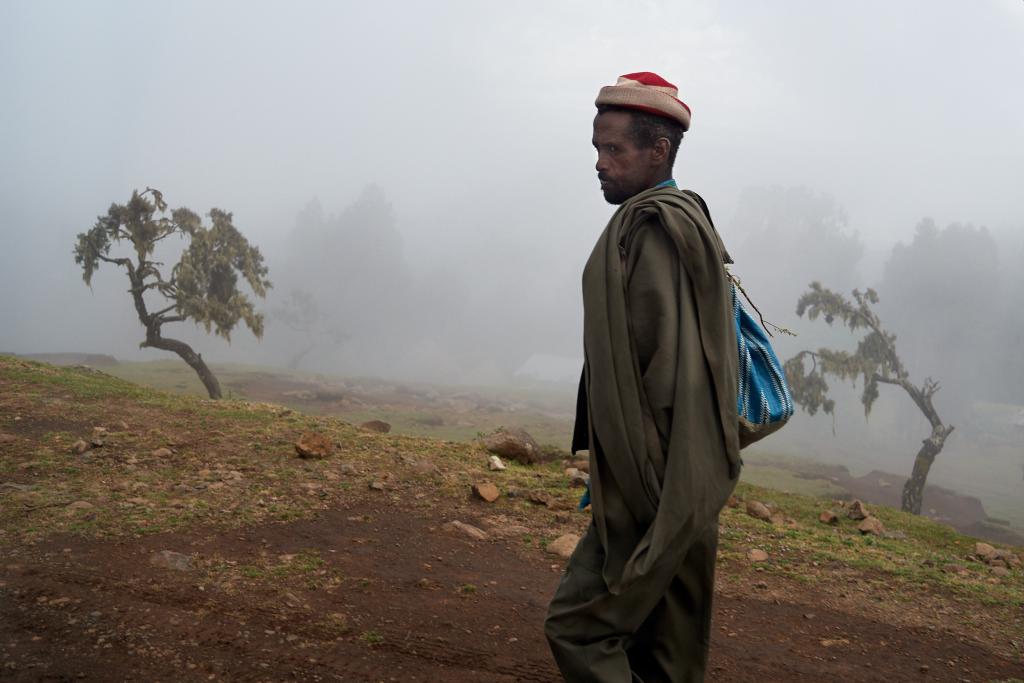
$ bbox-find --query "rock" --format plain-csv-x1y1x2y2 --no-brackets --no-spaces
368,481,386,492
70,440,90,455
990,559,1007,568
487,455,506,471
974,542,998,563
547,534,580,559
857,516,884,536
359,420,392,433
340,463,357,475
0,482,36,492
412,460,440,475
151,447,173,458
90,427,107,447
526,491,556,508
818,510,839,525
847,499,869,521
565,468,589,489
991,566,1011,578
149,550,193,572
67,500,93,510
745,500,772,522
479,428,541,465
747,548,769,563
113,421,130,431
472,482,500,503
1000,551,1021,568
0,433,16,444
443,520,488,541
294,433,333,459
725,495,741,509
941,563,967,575
769,512,788,527
569,458,589,473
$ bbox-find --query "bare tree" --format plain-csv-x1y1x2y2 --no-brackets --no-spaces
784,283,953,514
74,188,271,399
272,289,346,370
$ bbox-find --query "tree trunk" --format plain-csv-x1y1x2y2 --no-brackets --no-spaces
900,424,953,514
143,334,223,400
287,342,315,370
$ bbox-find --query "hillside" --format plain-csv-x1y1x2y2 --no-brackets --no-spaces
0,356,1022,682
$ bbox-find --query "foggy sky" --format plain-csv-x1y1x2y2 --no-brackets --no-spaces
2,0,1023,372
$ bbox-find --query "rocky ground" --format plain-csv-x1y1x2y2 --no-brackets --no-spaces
1,357,1022,682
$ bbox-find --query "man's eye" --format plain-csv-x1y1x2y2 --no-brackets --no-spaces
609,145,617,153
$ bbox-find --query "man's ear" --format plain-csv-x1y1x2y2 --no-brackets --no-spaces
651,137,670,165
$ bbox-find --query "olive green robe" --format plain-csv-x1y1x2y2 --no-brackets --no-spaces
545,186,739,682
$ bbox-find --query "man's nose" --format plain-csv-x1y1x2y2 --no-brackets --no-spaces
595,153,608,173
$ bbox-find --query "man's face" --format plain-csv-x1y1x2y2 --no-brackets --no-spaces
593,110,656,205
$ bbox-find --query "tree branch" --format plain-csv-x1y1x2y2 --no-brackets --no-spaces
97,254,131,267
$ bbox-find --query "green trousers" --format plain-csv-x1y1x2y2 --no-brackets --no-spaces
544,520,719,683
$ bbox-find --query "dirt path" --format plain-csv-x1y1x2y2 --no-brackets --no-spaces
2,497,1021,683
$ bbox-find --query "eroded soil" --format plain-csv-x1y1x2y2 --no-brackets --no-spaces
3,495,1022,682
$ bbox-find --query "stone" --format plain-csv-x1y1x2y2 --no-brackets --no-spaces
294,433,333,459
857,516,884,536
151,447,173,458
0,482,35,493
569,459,589,473
565,468,589,489
114,421,130,431
412,460,439,475
547,534,580,560
745,500,772,522
487,455,506,471
368,481,386,492
847,499,869,521
818,510,839,525
359,420,392,433
70,440,90,455
0,433,16,444
472,482,500,503
149,550,193,572
941,563,967,575
479,428,541,465
67,500,93,510
725,495,741,509
90,427,107,447
340,463,357,475
526,491,556,508
991,566,1011,578
747,548,769,563
443,520,488,541
974,542,998,563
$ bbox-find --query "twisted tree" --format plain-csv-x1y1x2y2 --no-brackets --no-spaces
74,188,271,399
784,283,953,514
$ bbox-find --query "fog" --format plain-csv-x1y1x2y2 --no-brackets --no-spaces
2,2,1023,511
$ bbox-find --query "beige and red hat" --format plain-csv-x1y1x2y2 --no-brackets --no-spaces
595,72,691,131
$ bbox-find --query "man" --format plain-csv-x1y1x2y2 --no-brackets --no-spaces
544,72,740,682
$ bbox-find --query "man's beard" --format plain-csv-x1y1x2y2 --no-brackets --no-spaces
601,182,635,205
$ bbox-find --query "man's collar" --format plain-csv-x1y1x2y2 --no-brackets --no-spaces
653,178,677,189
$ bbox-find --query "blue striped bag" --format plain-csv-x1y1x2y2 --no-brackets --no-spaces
732,282,794,447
